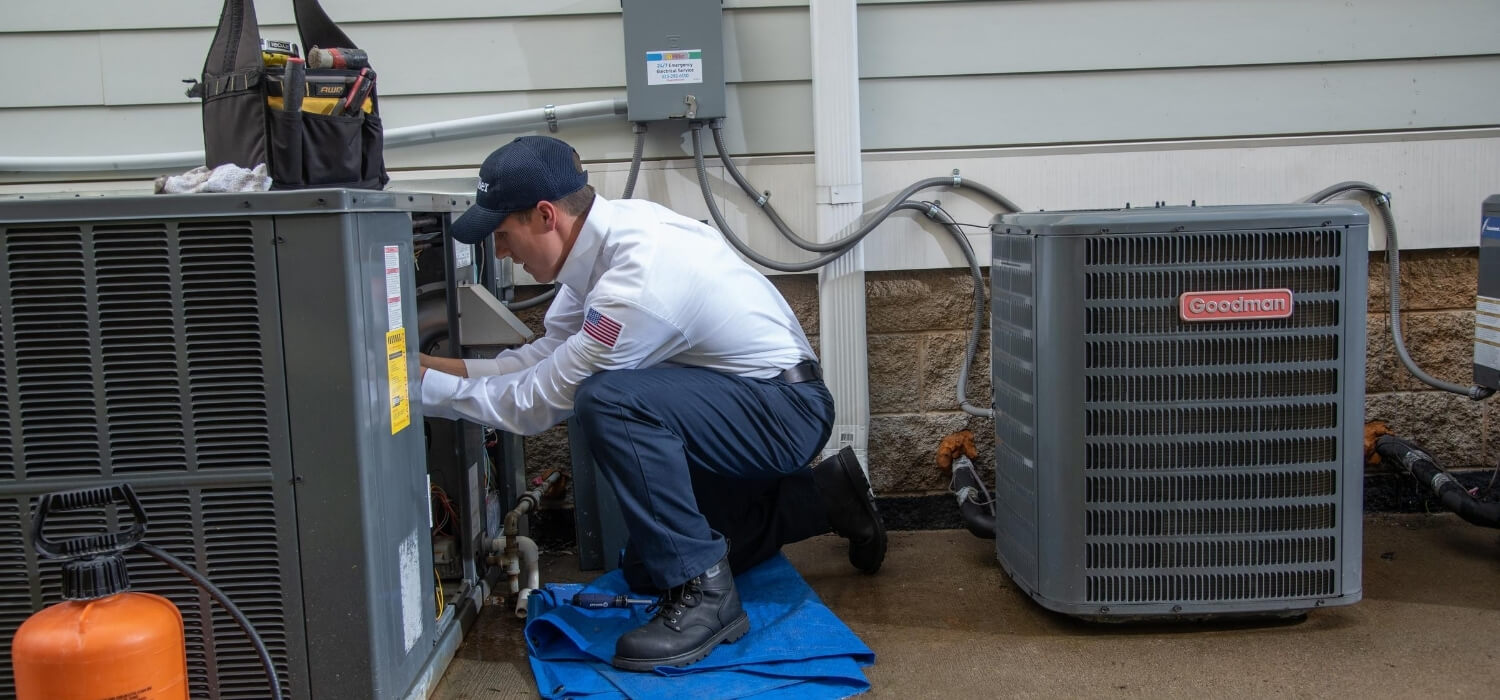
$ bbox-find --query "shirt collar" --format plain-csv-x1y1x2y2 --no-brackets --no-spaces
555,194,610,293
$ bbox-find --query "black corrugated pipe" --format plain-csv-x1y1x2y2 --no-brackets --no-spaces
1375,435,1500,529
949,455,996,539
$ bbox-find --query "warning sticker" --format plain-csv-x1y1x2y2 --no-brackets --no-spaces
646,49,703,85
384,245,403,331
388,328,410,434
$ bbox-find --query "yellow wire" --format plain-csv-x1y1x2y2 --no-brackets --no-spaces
434,567,445,619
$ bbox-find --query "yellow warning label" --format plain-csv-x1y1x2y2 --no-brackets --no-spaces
387,328,410,434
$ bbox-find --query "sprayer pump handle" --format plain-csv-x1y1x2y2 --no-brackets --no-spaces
32,484,149,560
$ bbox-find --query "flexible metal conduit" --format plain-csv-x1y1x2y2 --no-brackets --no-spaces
894,201,992,418
710,120,1021,253
690,122,1019,271
1302,181,1494,400
692,122,1004,416
621,122,647,200
0,99,628,174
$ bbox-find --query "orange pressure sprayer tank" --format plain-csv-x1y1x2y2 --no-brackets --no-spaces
11,485,188,700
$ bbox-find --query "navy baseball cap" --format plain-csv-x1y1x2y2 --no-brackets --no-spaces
450,136,589,244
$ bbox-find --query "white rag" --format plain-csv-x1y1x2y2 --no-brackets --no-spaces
154,163,273,194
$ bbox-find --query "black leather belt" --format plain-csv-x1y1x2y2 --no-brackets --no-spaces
776,360,821,384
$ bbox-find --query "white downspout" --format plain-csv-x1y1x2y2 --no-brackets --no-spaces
810,0,869,467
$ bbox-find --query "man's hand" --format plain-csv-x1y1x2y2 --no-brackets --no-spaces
419,352,469,378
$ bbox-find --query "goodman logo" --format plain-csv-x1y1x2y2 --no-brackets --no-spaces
1179,288,1294,322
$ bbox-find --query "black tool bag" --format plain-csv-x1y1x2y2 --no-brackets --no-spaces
197,0,388,190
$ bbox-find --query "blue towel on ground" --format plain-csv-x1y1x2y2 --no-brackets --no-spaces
525,553,875,699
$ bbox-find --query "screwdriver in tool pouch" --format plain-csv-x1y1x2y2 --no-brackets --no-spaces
570,593,653,609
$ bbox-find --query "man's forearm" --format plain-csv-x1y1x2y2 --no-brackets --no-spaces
419,353,469,378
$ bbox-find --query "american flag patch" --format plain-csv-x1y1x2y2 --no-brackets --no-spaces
582,307,623,348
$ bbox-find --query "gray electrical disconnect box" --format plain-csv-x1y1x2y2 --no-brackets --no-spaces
621,0,726,122
1473,195,1500,389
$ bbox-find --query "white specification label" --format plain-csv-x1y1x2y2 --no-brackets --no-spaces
399,528,422,652
384,245,403,331
454,242,473,270
646,49,703,85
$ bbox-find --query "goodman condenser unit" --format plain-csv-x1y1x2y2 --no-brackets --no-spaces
989,203,1368,619
0,190,477,699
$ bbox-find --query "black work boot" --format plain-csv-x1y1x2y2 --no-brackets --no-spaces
612,553,749,671
812,446,887,574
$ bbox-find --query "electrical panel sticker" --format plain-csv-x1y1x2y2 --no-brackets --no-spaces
646,49,703,85
1484,216,1500,239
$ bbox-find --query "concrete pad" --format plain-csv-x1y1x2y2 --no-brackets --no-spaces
433,514,1500,698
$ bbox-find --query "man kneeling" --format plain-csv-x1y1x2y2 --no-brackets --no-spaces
420,136,886,670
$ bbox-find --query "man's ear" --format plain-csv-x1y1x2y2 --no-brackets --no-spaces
536,200,559,229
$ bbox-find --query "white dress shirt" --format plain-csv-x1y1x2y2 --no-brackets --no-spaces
420,195,817,435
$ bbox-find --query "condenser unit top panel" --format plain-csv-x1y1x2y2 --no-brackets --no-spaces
0,189,472,223
993,203,1367,236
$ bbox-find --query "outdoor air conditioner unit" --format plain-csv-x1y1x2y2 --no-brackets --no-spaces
989,203,1368,619
0,190,479,699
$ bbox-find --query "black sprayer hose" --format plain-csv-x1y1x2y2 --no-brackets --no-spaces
1374,435,1500,529
1304,181,1493,400
137,542,285,700
949,456,996,539
707,120,1021,254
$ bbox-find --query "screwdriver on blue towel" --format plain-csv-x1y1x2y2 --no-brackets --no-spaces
570,593,654,609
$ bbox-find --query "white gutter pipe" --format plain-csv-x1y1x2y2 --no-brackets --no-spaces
384,99,626,148
0,98,627,174
811,0,870,467
0,151,212,174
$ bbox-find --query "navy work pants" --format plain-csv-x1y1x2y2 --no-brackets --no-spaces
573,366,836,590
